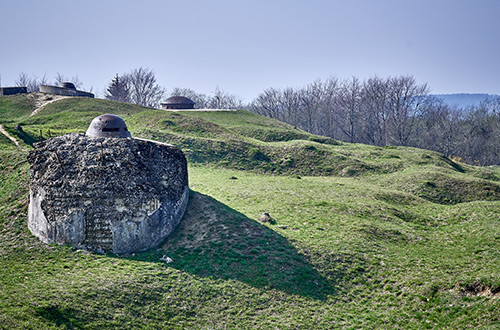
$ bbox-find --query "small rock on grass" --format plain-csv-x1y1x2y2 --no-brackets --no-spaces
257,212,276,225
160,255,173,263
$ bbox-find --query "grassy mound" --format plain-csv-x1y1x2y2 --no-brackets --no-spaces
0,94,499,328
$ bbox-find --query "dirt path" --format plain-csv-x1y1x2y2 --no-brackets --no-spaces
0,124,20,146
28,93,71,117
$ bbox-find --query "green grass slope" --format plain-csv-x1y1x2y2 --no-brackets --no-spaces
0,94,499,329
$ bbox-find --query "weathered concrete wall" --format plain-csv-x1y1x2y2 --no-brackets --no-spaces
27,134,188,254
39,85,94,98
0,87,27,96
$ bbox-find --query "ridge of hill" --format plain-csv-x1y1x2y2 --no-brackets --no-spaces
0,94,499,329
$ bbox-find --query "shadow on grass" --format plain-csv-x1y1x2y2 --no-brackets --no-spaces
129,190,338,300
34,305,84,329
14,127,38,146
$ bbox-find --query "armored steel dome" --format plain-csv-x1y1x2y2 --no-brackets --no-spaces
161,96,195,110
62,82,76,90
86,114,132,138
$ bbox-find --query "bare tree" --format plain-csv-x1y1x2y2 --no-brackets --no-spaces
251,87,284,120
15,72,32,89
312,77,341,138
386,75,429,146
126,68,165,108
15,72,48,92
301,87,321,133
281,87,303,124
414,97,460,156
361,76,391,145
334,77,363,143
207,86,244,109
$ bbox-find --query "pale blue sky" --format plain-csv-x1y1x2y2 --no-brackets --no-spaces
1,0,499,101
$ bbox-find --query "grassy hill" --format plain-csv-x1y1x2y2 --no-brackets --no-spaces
0,94,499,329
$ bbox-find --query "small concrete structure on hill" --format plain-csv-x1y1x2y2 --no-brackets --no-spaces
0,87,27,96
27,114,188,254
161,96,195,110
40,82,94,98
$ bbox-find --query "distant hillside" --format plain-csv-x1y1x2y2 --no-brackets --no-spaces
433,93,499,108
0,94,499,329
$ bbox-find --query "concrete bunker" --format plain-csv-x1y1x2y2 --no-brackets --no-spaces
39,82,94,98
0,86,27,96
161,96,195,110
27,115,188,254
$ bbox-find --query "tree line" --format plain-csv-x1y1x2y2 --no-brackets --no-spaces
10,69,500,165
249,75,500,166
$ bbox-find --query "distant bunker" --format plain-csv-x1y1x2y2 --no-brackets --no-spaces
39,82,94,98
0,86,27,96
161,96,195,110
27,114,189,254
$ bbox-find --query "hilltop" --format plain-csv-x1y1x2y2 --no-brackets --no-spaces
0,94,499,329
